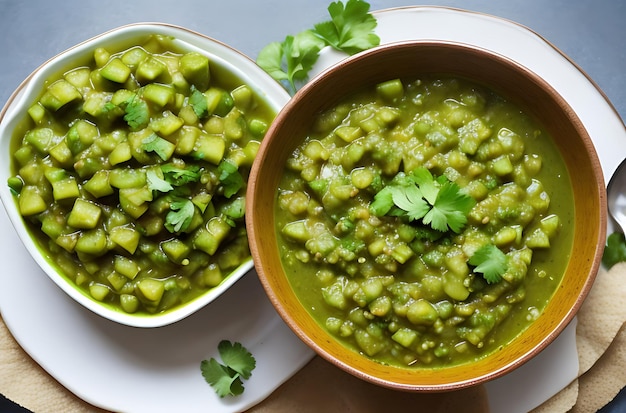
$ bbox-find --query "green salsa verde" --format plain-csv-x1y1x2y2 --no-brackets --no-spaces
8,35,276,315
276,76,574,368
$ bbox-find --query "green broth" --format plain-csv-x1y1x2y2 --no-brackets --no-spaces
275,77,574,368
9,35,276,316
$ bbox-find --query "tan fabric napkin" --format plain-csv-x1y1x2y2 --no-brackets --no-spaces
532,262,626,413
2,262,625,413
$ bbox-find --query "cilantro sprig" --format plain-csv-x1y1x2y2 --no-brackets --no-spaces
312,0,380,55
257,32,326,95
123,93,149,130
217,160,244,198
370,167,476,234
145,163,203,233
469,243,508,284
165,198,195,233
201,340,256,398
602,232,626,269
141,133,173,161
189,85,208,118
146,168,174,193
257,0,379,94
161,163,201,186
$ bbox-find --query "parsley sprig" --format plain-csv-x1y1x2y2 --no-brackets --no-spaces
257,0,380,94
201,340,256,398
370,167,476,234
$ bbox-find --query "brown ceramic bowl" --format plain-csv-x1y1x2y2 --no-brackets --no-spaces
246,40,605,391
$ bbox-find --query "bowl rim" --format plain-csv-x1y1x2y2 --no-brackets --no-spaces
247,39,606,391
0,22,290,328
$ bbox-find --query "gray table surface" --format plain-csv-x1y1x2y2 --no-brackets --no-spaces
1,0,624,121
0,0,624,412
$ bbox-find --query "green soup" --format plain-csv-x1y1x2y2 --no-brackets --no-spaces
275,76,574,368
8,35,276,315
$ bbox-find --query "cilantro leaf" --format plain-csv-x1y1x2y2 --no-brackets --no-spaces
201,340,256,398
218,340,256,380
189,85,208,118
602,232,626,269
141,133,174,161
257,31,325,95
256,42,289,83
165,198,195,233
200,359,244,398
410,168,439,204
312,0,380,55
161,163,201,186
469,243,508,284
146,168,173,193
218,160,244,198
102,102,117,113
289,31,327,83
424,181,475,233
123,94,149,130
390,185,429,221
370,185,395,216
422,206,449,233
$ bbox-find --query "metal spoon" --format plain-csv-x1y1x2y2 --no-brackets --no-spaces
607,157,626,234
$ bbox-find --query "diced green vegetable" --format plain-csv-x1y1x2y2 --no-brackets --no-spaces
100,57,132,83
75,229,107,255
67,199,102,229
109,226,141,255
179,52,210,90
40,80,82,111
376,79,404,101
137,278,165,302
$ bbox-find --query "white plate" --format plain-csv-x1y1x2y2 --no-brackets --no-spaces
310,6,625,413
0,6,624,413
0,204,314,413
